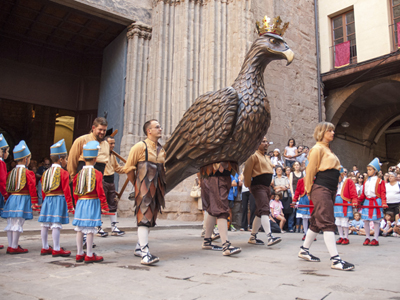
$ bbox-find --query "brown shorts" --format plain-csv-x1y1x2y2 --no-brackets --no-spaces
103,181,117,213
201,176,231,219
309,184,336,232
249,185,271,218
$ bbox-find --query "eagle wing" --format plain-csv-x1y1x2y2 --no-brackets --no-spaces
164,87,239,192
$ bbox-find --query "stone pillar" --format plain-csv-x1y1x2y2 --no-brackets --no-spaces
118,23,152,217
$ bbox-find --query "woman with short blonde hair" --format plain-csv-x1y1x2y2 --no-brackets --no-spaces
297,122,355,271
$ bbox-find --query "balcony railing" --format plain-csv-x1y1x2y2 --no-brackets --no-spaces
389,23,399,52
329,44,357,70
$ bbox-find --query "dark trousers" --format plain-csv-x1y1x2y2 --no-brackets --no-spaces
384,203,400,216
241,191,256,229
103,180,117,212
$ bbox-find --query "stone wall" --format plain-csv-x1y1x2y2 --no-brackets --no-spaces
118,0,320,220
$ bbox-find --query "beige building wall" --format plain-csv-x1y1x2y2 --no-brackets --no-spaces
319,0,392,73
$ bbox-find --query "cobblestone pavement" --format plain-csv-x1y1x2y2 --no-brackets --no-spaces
1,228,399,300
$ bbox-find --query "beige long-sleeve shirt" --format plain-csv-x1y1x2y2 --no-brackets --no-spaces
243,149,274,188
67,133,110,178
122,138,166,174
104,153,124,176
305,141,341,194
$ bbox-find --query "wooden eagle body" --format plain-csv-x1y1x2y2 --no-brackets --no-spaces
164,33,294,193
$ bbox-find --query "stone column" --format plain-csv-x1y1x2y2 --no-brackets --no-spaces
118,23,152,217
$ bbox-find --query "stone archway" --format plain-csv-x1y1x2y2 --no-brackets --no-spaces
327,75,400,171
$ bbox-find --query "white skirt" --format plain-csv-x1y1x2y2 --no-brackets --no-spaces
335,217,349,227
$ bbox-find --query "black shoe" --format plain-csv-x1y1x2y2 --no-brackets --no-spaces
202,238,223,251
248,233,264,245
330,255,355,271
267,233,282,246
111,222,125,236
96,224,109,238
222,241,241,256
298,246,320,262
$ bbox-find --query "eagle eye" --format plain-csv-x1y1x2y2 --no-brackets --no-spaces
269,38,277,44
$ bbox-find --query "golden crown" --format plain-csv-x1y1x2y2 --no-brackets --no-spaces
256,16,289,36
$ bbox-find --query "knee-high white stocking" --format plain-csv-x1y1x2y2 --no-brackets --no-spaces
217,219,228,243
11,231,21,249
337,226,344,239
138,226,149,254
41,227,49,249
302,218,309,233
251,216,261,235
323,231,339,258
52,228,61,251
343,227,349,239
76,231,84,255
364,220,370,239
7,231,13,248
303,229,318,249
261,215,271,236
374,221,380,241
86,233,94,257
205,214,216,239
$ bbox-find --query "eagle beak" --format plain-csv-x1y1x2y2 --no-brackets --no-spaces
282,48,294,66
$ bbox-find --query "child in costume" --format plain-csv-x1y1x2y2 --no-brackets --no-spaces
0,134,10,249
38,139,74,257
292,178,311,241
358,158,388,246
2,141,38,254
73,141,109,263
334,166,358,245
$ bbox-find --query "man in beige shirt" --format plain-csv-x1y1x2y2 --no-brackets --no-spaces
67,117,110,178
67,117,110,239
123,119,166,265
102,135,125,237
243,136,282,247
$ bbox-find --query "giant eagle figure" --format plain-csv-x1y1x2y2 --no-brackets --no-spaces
164,16,294,193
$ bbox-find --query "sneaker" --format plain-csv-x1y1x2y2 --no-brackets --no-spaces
248,233,265,245
229,225,237,232
341,238,350,245
200,229,206,237
298,246,320,262
111,222,125,236
141,253,159,265
84,253,104,263
40,246,53,255
96,225,109,238
363,238,370,246
267,234,282,246
52,247,71,257
330,255,354,271
7,245,29,254
76,252,86,262
222,241,241,256
134,243,142,257
370,239,379,246
336,237,344,244
202,238,223,251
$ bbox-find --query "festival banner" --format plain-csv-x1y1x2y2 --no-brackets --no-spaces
334,40,350,68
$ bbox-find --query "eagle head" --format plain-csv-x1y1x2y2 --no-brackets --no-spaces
256,32,294,66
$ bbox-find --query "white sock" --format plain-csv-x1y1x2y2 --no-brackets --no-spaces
251,216,261,235
52,228,61,251
343,227,349,239
323,231,339,258
217,219,228,243
138,226,149,248
86,233,94,257
11,231,21,249
364,220,370,239
303,229,318,249
205,215,216,239
110,214,117,225
41,227,49,249
7,231,13,248
302,218,309,233
261,215,271,236
203,211,209,231
337,226,344,239
374,221,380,241
76,231,84,255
